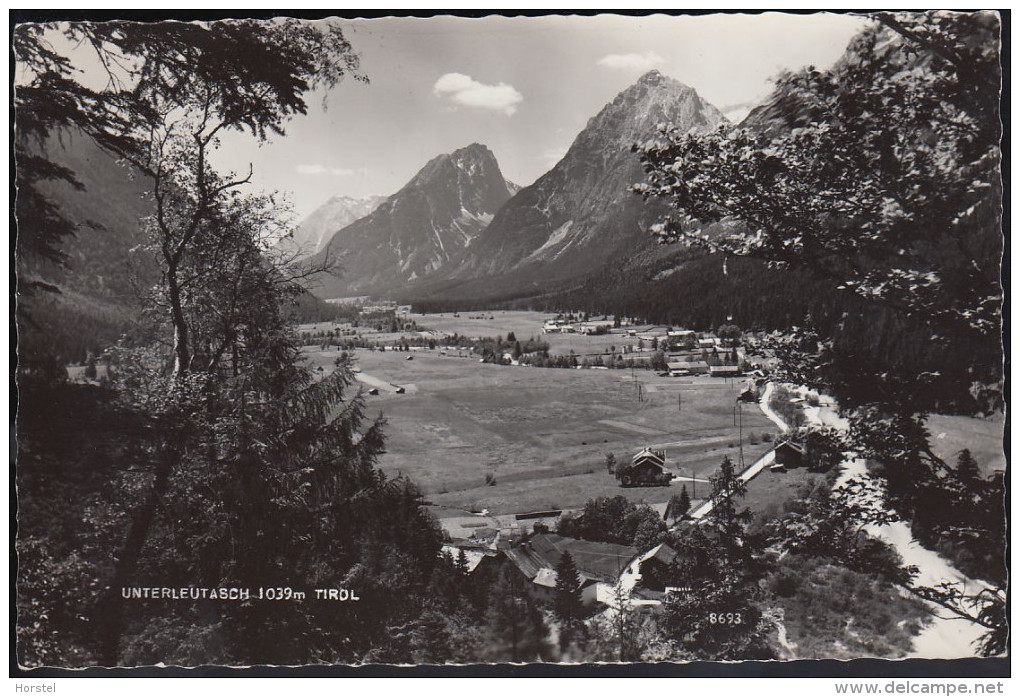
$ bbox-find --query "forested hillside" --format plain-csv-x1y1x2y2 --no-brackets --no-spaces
17,130,158,364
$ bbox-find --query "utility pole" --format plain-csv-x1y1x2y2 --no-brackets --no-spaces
733,401,745,468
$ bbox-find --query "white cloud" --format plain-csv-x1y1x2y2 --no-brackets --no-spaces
433,72,523,116
296,164,364,176
597,51,664,71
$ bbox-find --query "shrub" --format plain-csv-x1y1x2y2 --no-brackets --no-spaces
484,472,497,487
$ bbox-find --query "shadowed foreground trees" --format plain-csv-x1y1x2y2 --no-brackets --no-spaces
634,11,1004,655
14,18,449,667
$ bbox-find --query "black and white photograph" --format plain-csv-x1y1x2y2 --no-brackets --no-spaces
12,10,1007,678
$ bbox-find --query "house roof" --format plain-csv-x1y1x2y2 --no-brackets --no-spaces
441,544,497,573
503,545,544,579
505,534,639,583
668,360,709,370
533,567,558,588
710,364,741,373
642,543,678,566
628,543,679,573
775,440,806,454
626,449,666,474
631,448,665,465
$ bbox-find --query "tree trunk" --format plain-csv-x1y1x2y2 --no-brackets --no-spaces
167,270,190,379
96,437,178,665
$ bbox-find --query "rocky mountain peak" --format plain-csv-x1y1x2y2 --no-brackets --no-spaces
433,71,727,288
309,142,516,297
283,193,389,259
569,71,722,164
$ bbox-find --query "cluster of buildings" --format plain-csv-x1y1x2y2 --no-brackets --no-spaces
661,331,746,377
542,318,618,335
323,297,412,316
442,532,682,611
437,426,819,614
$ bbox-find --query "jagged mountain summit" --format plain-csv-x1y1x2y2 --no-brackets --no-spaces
407,70,728,301
283,194,389,259
309,143,518,297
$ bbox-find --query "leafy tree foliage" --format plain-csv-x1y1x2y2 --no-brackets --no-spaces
666,486,691,523
635,12,1000,344
771,477,908,582
13,18,493,668
481,565,550,662
14,19,361,304
717,323,742,346
633,11,1004,654
650,350,668,372
557,496,665,549
653,466,775,661
704,456,753,560
587,579,654,662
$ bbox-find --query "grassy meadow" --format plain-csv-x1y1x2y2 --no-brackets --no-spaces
302,309,775,515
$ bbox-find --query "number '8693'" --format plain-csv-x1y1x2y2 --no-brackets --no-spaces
708,612,743,624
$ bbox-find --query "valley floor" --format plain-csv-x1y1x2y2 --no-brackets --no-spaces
303,344,774,515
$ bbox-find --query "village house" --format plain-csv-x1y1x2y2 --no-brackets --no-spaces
666,330,698,350
616,448,672,487
624,543,679,593
440,543,501,574
594,542,682,609
771,439,807,470
501,533,639,606
709,364,742,378
667,360,710,376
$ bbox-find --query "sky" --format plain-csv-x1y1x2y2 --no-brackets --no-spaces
66,12,871,220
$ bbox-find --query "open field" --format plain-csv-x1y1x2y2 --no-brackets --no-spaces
404,309,553,342
926,413,1006,475
742,465,830,526
302,333,775,515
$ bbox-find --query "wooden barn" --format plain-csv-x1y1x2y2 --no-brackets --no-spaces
617,448,671,487
773,439,806,469
709,364,742,378
632,543,679,592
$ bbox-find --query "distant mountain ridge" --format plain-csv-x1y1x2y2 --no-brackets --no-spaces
16,129,159,362
455,70,726,278
396,70,728,303
309,143,518,298
284,194,389,259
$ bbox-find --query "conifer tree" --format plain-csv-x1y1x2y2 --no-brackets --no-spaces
955,449,981,491
554,551,582,622
455,548,471,576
